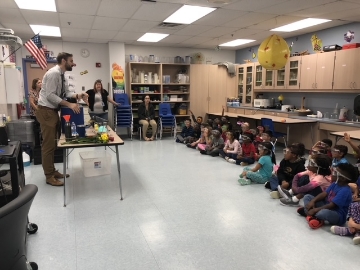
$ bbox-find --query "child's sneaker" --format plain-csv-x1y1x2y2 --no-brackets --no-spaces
225,156,229,161
200,150,207,155
353,232,360,245
279,197,299,206
270,191,280,199
228,158,236,164
238,178,251,185
308,218,324,229
297,207,306,217
264,181,271,189
277,186,291,200
330,226,352,236
240,162,248,166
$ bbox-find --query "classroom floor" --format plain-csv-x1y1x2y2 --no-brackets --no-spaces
25,139,358,270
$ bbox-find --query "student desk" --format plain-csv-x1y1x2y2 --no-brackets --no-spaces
57,127,124,207
331,130,360,143
208,112,317,145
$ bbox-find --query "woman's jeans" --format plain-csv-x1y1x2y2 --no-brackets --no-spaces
303,194,341,225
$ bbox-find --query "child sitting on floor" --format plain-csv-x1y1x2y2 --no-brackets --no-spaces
228,132,256,166
219,131,242,160
300,163,358,229
312,139,333,158
197,126,212,151
187,123,206,149
254,130,273,160
267,143,306,199
344,132,360,164
331,145,349,167
279,154,332,206
253,126,265,148
176,119,194,143
238,142,276,186
189,110,203,125
200,129,225,157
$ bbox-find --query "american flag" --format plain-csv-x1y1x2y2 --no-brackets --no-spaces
24,34,47,70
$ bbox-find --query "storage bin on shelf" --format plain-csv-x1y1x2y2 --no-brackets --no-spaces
79,151,111,177
178,103,188,115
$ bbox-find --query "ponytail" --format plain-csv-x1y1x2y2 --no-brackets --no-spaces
270,149,276,165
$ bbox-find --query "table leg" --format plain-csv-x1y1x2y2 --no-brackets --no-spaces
66,149,69,169
63,148,67,207
286,125,290,146
115,145,123,200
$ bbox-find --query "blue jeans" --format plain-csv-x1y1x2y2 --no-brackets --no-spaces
219,149,237,159
303,194,341,225
269,175,279,190
236,157,255,165
89,112,108,121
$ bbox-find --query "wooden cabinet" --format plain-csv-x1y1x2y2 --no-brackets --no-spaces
333,49,360,90
190,65,236,116
300,52,335,90
254,63,275,90
274,57,301,89
227,108,244,114
243,109,260,115
263,111,288,117
238,63,254,107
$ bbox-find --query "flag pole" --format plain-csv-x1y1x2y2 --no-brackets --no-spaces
1,32,41,63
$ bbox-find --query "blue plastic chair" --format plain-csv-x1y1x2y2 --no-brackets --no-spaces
158,103,176,139
115,93,133,140
261,118,287,149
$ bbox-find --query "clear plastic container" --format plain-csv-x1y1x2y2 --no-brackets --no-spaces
79,151,111,177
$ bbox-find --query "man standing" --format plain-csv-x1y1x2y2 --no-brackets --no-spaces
36,52,88,186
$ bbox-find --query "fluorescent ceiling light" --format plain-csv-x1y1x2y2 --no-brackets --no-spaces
137,33,169,42
15,0,56,12
164,5,216,24
30,25,61,37
270,18,331,32
219,39,256,47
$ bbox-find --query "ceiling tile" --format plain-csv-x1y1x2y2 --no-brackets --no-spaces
87,38,109,44
315,7,360,21
257,0,338,15
89,29,118,40
0,0,19,8
223,0,289,12
247,15,304,30
62,37,88,43
289,1,360,18
121,20,159,32
113,31,145,41
173,25,213,36
223,12,277,28
61,28,90,38
346,15,360,22
232,28,262,38
199,26,239,38
147,27,180,34
97,0,142,18
160,35,192,43
59,13,95,29
57,0,101,15
1,23,33,37
92,17,128,31
193,8,247,26
20,10,60,26
344,0,360,3
0,8,27,24
132,2,182,22
179,36,213,45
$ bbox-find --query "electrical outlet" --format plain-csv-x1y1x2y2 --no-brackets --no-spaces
82,86,85,91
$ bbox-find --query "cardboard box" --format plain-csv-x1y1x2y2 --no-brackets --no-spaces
342,43,360,50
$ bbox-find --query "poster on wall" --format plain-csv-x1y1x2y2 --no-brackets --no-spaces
65,73,76,92
111,63,125,94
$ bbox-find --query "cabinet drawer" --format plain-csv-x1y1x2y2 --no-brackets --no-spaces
263,111,288,117
244,109,259,115
227,108,238,113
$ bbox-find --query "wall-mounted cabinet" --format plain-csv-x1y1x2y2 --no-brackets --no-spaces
274,56,301,90
300,52,335,90
333,48,360,90
237,63,254,107
254,63,275,90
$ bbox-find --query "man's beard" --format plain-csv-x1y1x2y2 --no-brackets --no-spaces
65,63,72,71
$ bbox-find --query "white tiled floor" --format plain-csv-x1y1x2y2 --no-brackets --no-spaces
25,139,359,270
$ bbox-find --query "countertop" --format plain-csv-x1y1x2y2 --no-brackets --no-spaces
227,106,299,114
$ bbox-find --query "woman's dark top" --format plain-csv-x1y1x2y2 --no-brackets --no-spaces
138,103,155,121
86,89,109,112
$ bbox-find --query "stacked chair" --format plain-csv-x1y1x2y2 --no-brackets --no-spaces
158,103,176,140
115,93,133,140
261,117,287,150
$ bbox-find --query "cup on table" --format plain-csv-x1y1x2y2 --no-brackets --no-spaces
77,125,86,137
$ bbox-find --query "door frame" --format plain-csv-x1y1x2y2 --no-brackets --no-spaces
22,58,57,114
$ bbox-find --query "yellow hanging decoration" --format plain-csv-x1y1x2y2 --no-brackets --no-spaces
258,34,290,70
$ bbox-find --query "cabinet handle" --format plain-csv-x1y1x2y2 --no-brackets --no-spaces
312,83,314,88
315,83,317,88
350,82,353,89
354,82,357,89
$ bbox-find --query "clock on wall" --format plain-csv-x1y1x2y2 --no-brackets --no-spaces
80,48,90,58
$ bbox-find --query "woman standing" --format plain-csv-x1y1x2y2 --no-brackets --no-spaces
29,78,42,146
138,95,157,141
86,79,118,120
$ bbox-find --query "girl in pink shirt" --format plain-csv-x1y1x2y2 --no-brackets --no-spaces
219,131,242,160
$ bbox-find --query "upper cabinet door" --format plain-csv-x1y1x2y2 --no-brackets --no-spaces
285,57,301,89
254,64,263,90
333,49,360,90
300,54,317,89
315,51,335,90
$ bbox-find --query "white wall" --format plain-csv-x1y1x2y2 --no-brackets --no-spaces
16,40,110,94
125,45,236,64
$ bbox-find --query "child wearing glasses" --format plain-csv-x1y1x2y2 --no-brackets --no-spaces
267,143,306,199
331,145,349,167
238,142,276,186
312,139,333,158
279,154,332,207
299,163,358,229
228,132,256,165
200,129,225,157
